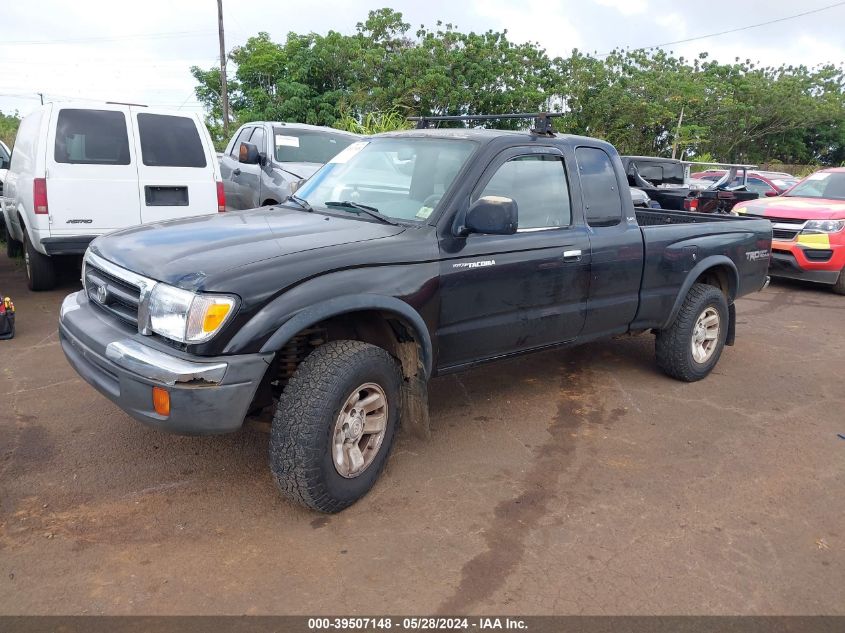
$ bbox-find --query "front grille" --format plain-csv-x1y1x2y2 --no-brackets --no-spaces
769,217,806,224
772,228,800,240
84,263,141,326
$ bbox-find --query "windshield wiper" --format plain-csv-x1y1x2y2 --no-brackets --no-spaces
324,200,398,225
287,194,313,212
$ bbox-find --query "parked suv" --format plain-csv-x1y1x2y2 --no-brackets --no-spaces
220,122,359,210
2,103,224,290
734,167,845,294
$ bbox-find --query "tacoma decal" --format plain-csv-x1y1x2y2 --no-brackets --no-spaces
453,260,496,269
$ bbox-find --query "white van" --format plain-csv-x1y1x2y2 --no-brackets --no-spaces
2,103,224,290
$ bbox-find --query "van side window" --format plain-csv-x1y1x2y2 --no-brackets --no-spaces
576,147,622,227
54,109,130,165
249,126,266,154
137,114,207,168
477,155,571,229
229,127,252,157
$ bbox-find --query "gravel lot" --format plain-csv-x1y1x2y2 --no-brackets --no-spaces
1,254,843,615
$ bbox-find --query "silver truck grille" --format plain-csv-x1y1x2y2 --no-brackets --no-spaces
83,251,157,334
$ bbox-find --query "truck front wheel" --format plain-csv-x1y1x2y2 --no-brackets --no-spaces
269,340,401,513
655,283,729,382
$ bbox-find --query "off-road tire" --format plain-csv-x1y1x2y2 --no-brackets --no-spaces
24,232,56,291
5,224,21,258
655,283,729,382
269,340,402,513
832,268,845,295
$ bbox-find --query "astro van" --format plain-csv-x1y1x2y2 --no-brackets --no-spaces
1,102,224,290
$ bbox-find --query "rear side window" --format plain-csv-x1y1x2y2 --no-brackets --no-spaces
576,147,622,227
137,113,207,168
54,109,130,165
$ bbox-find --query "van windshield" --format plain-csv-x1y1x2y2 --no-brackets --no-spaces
296,137,477,223
272,128,357,164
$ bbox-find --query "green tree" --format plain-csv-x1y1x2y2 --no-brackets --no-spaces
0,111,20,148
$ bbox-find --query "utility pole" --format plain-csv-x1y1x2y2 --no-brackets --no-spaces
217,0,229,138
671,105,684,160
38,92,44,105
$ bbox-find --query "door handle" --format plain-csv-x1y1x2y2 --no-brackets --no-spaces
562,249,582,262
233,168,241,176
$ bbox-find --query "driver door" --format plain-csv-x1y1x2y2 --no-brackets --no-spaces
436,146,591,370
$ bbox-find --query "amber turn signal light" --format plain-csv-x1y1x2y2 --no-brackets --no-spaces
152,386,170,417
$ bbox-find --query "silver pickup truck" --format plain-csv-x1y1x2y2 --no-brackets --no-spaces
219,122,359,210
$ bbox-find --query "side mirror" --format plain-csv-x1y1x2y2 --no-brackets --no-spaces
238,142,261,165
463,196,518,236
765,190,779,197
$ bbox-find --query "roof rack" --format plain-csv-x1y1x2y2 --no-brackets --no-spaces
408,112,564,135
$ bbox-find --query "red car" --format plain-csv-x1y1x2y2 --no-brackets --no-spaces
734,168,845,294
694,170,800,196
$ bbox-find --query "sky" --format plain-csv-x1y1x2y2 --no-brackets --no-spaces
1,0,843,118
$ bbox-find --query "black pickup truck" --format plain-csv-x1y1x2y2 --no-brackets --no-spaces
59,118,772,512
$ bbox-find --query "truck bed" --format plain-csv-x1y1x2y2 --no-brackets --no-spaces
632,209,772,331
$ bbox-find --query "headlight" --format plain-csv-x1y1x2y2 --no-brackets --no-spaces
803,219,845,234
148,283,236,344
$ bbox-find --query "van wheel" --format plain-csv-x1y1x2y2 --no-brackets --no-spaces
24,233,57,291
5,225,22,258
833,268,845,296
655,283,728,382
269,340,401,513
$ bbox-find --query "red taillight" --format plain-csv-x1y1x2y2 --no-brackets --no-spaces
33,178,48,214
216,181,225,212
685,197,698,212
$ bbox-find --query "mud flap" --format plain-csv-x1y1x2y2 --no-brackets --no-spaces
401,374,431,440
726,302,736,346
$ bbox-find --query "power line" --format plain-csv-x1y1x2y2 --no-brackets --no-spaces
0,29,215,46
598,0,845,57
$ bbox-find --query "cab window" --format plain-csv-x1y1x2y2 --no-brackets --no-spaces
576,147,622,227
477,155,571,230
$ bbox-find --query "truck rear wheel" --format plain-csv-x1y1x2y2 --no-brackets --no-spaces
656,283,728,382
269,340,401,513
24,233,57,291
832,268,845,296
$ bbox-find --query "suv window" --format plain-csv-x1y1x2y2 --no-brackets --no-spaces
250,126,266,154
137,114,206,168
746,177,774,194
576,147,622,227
54,109,130,165
478,155,571,229
230,127,253,157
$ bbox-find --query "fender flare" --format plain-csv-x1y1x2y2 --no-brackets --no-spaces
661,256,739,330
258,294,434,379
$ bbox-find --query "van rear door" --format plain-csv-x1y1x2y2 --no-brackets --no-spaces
130,108,220,223
45,104,142,234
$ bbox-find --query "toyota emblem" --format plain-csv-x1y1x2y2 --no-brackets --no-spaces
95,284,108,304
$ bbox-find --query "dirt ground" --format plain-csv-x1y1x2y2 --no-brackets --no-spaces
0,253,843,615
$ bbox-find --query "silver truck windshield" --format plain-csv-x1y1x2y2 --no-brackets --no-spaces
272,128,357,164
296,138,477,222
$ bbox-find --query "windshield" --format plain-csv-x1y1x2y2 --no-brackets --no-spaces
785,172,845,201
296,137,477,223
272,128,357,164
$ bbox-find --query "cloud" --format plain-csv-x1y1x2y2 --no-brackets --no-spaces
593,0,649,16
